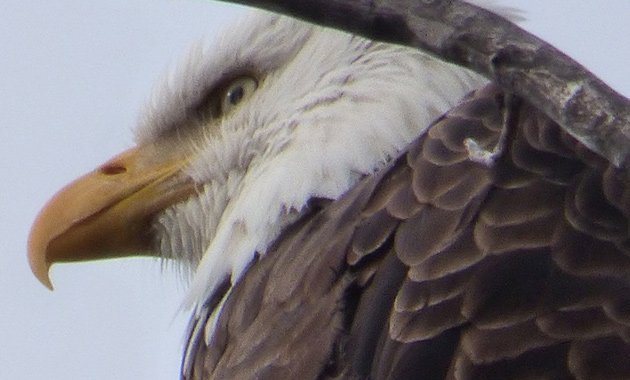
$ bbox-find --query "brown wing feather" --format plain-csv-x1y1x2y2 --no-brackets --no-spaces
184,84,630,380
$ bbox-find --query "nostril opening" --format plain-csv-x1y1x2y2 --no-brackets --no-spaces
100,163,127,175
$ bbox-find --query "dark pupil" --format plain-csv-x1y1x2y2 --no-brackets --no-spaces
228,85,244,105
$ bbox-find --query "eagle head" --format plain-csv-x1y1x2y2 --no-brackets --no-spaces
28,11,484,310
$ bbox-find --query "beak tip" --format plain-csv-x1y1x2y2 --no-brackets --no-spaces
27,226,55,291
40,276,55,291
28,251,54,290
38,268,54,291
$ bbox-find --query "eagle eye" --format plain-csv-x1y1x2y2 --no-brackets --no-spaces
220,76,258,115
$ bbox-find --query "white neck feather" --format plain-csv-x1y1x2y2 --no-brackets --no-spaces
142,12,487,332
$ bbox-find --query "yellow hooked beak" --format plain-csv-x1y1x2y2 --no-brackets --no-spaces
28,143,197,289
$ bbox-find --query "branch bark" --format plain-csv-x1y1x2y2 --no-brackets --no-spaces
220,0,630,167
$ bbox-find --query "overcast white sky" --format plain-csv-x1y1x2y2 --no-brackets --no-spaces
1,1,628,379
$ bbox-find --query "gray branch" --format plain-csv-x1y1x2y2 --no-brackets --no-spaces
221,0,630,167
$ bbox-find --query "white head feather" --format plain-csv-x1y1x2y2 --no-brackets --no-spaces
136,11,486,318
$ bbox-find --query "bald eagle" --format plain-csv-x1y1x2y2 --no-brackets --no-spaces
28,5,630,380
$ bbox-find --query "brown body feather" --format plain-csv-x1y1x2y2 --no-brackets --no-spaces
184,84,630,380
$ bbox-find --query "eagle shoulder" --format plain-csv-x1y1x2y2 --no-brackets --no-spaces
184,84,630,380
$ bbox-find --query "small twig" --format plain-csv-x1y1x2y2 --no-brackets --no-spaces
465,93,516,167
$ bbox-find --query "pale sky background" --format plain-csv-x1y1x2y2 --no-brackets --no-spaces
1,1,628,379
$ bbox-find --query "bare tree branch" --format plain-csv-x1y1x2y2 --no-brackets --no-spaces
220,0,630,167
